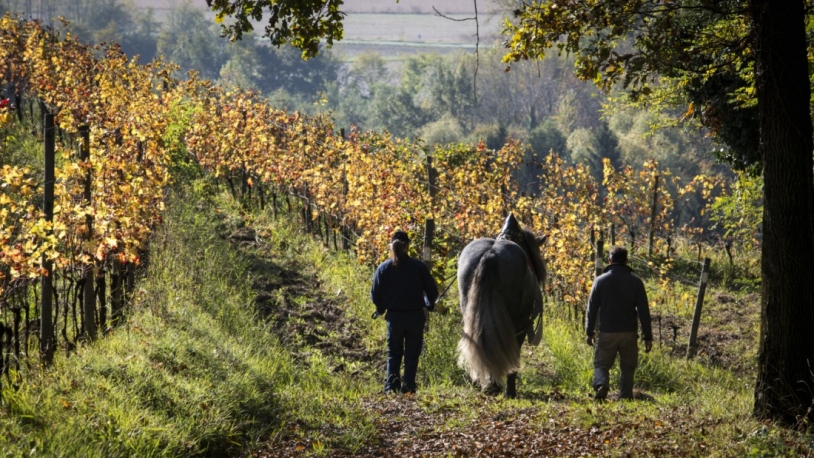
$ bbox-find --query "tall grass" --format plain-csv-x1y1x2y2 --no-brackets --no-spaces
0,182,378,456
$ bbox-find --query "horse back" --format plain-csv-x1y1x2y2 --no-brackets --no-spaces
457,238,536,323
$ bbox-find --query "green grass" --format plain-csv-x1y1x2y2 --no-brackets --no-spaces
0,182,377,456
1,177,811,456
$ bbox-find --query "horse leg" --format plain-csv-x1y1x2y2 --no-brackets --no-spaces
505,372,518,399
505,333,526,398
483,379,502,396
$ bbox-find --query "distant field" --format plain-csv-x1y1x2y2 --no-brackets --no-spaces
132,0,504,15
127,0,507,62
343,0,504,14
131,0,506,44
342,12,502,43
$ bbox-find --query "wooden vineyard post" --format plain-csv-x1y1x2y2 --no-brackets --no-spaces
97,269,107,331
79,125,97,340
423,218,435,271
610,223,615,246
687,257,712,359
126,262,135,302
590,227,596,260
111,260,124,325
41,113,55,364
13,93,22,123
331,216,338,251
724,241,734,266
426,153,436,203
594,231,605,279
424,151,436,271
648,174,660,257
340,128,350,252
302,184,312,233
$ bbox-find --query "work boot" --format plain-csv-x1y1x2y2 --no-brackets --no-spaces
595,384,608,401
384,375,401,394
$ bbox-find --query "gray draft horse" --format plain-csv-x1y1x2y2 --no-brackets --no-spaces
457,213,546,398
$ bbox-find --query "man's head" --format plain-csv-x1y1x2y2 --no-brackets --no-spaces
609,246,628,265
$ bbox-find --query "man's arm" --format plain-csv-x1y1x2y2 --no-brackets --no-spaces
636,279,653,343
370,266,385,314
421,263,440,310
585,279,600,345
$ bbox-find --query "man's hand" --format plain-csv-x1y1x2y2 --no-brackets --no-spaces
586,334,595,347
644,339,653,353
434,303,446,314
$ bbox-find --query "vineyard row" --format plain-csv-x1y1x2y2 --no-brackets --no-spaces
0,16,732,372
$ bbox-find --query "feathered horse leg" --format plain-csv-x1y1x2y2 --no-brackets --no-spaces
457,248,521,390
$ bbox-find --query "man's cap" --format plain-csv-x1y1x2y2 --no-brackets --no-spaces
391,230,410,243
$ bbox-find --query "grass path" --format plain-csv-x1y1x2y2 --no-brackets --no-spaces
227,192,807,457
1,182,807,457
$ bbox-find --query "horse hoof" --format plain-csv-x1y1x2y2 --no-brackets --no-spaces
505,390,517,399
483,382,502,396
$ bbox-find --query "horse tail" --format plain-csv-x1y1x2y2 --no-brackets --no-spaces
457,249,520,388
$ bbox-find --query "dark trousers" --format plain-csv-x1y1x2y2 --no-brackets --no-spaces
385,310,426,393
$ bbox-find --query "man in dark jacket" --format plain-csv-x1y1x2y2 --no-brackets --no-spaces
371,231,439,394
586,246,652,400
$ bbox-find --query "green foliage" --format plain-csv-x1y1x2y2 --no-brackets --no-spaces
467,123,507,151
566,122,619,182
163,101,203,182
502,1,760,170
368,83,431,138
0,183,378,456
528,118,567,157
419,114,465,147
709,171,763,252
0,185,283,456
157,2,229,81
206,0,345,59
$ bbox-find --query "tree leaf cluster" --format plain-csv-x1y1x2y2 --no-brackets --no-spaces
206,0,345,59
503,0,759,171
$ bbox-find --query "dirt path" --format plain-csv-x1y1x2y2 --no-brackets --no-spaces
227,223,756,457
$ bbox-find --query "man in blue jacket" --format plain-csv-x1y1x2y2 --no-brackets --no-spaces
586,246,653,400
371,230,439,394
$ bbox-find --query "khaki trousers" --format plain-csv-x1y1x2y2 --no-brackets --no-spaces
593,331,639,399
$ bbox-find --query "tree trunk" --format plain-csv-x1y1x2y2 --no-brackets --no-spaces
751,0,814,424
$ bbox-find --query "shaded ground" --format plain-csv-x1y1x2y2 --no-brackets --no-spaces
252,391,737,457
226,224,379,373
653,291,759,375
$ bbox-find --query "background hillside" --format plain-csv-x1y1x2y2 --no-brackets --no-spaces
0,0,737,237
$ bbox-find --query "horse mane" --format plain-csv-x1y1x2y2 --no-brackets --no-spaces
519,229,547,285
